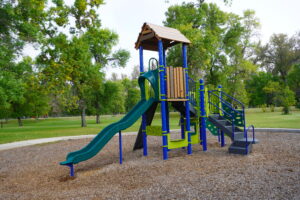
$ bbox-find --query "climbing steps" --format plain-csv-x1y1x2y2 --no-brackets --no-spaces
208,114,258,155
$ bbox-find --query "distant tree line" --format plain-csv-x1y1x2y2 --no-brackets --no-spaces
164,2,300,114
0,1,299,128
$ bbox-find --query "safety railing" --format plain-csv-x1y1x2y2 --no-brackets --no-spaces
209,90,246,134
245,125,255,144
188,77,197,106
208,91,236,140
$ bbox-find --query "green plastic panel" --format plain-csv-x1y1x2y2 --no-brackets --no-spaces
146,125,163,136
207,119,218,136
222,104,245,127
167,131,188,149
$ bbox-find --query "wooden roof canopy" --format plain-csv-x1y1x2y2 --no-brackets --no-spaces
135,22,191,51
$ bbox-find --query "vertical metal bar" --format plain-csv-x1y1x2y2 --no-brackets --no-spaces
163,50,170,133
221,130,225,147
182,44,192,154
180,116,185,139
139,46,148,156
119,131,122,164
142,117,148,156
200,79,207,151
139,46,144,73
158,40,168,160
67,164,74,177
218,85,223,116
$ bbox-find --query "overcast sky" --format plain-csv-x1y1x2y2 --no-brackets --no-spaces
24,0,300,79
97,0,300,79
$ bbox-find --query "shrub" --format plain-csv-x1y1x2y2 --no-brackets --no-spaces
261,104,267,112
270,105,275,112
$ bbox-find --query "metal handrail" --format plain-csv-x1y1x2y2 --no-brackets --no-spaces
209,91,244,116
245,125,255,144
188,77,197,106
208,99,236,140
209,90,245,109
209,90,247,141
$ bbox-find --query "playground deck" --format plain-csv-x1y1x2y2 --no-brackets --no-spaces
0,132,299,200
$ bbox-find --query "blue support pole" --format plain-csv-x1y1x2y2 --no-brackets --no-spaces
139,46,144,73
180,115,186,149
67,164,74,177
199,79,207,151
182,44,192,155
180,116,185,138
119,131,123,164
163,50,170,133
220,130,225,147
158,40,168,160
139,46,148,156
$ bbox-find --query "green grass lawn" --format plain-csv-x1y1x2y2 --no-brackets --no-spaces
0,108,299,144
245,107,300,129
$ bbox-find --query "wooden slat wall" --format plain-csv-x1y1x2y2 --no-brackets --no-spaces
170,66,174,98
179,67,183,98
166,67,170,98
173,67,178,99
165,66,186,99
181,67,185,97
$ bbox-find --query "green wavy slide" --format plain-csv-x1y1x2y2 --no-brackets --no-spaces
60,97,156,165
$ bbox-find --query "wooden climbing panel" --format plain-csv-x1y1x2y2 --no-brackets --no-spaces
166,66,187,101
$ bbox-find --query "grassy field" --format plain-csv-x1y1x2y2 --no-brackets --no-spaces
0,108,299,144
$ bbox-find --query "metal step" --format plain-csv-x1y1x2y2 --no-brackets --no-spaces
231,140,252,147
217,120,231,126
229,143,252,155
234,137,259,144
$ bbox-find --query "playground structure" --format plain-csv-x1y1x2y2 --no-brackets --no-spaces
60,23,257,177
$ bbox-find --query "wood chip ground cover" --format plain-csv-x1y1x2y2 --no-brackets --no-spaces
0,132,299,199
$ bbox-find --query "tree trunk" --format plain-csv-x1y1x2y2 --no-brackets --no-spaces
96,114,100,124
17,117,23,127
81,107,87,127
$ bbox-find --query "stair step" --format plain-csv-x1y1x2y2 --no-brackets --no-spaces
235,137,259,144
231,140,252,147
229,143,252,155
210,114,224,120
217,120,231,126
234,132,245,139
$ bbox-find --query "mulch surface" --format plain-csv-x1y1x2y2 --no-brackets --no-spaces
0,132,299,200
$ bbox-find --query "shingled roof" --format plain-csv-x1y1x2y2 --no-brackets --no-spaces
135,22,191,51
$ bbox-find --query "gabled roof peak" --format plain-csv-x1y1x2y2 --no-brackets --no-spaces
135,22,191,51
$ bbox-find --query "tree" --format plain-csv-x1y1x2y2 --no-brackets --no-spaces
277,86,296,114
103,81,125,115
256,33,300,84
245,72,278,107
263,81,296,114
263,81,281,106
35,1,129,127
121,78,140,112
164,3,259,103
287,64,300,108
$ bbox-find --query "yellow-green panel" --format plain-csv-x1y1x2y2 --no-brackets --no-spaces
146,125,162,136
167,131,188,149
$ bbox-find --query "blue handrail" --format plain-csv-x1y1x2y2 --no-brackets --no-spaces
245,125,255,144
188,77,197,106
208,92,236,140
209,90,246,141
208,88,255,153
210,90,245,109
209,91,244,116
